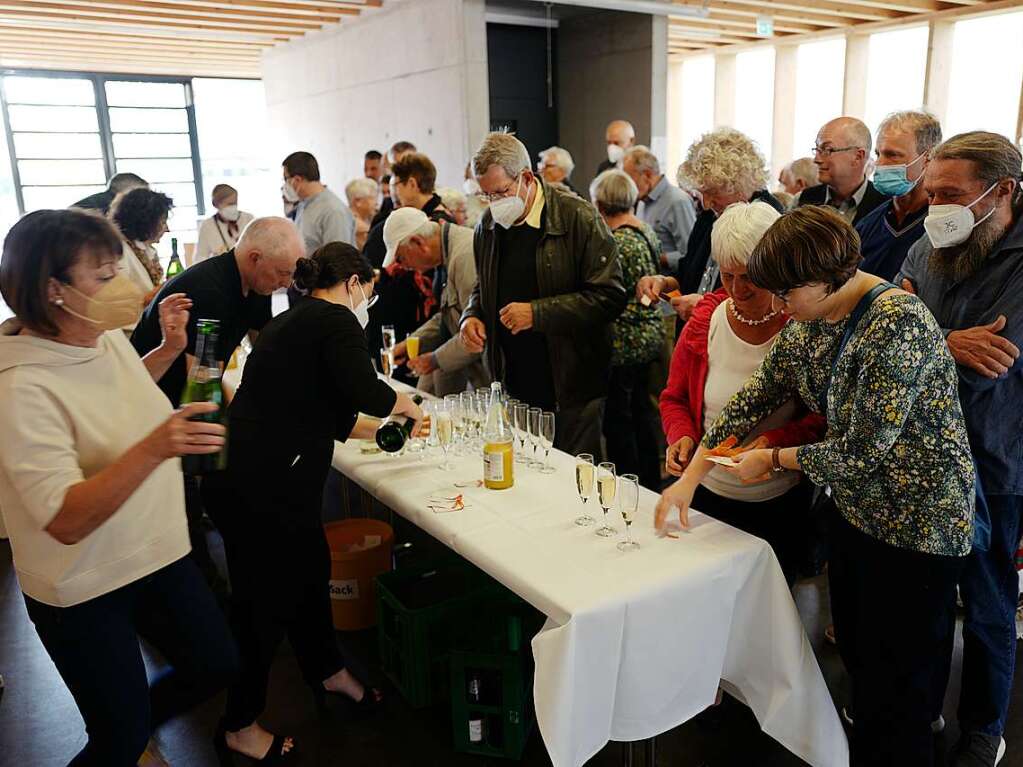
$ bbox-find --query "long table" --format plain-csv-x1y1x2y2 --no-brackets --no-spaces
331,378,848,767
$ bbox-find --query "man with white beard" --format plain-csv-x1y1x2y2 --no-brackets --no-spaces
899,131,1023,767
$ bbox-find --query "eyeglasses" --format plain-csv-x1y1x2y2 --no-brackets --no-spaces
479,174,522,203
812,145,858,158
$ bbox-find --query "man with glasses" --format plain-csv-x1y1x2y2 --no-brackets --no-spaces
459,132,627,458
798,116,888,225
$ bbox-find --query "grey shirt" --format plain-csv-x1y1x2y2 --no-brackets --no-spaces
638,175,697,272
294,187,356,254
897,214,1023,495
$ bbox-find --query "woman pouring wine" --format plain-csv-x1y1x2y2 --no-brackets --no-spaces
207,241,422,762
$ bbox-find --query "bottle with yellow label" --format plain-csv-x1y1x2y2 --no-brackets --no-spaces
482,382,514,490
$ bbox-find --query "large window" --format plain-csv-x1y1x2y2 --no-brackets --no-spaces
945,11,1023,139
0,70,204,267
864,26,929,135
678,55,716,168
734,48,775,171
793,38,846,159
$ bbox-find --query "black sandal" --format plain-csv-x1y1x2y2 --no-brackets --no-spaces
214,720,298,764
312,681,383,717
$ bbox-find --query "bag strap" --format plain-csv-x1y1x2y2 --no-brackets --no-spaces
818,282,896,414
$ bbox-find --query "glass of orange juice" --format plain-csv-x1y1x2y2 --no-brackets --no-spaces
406,335,420,360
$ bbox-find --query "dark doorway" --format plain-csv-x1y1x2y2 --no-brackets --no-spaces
486,23,559,163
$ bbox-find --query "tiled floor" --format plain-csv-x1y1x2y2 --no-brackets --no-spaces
2,537,1021,767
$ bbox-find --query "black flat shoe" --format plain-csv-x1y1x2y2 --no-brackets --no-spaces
213,720,297,765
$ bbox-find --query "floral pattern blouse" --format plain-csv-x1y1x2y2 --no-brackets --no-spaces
702,293,974,557
610,223,666,367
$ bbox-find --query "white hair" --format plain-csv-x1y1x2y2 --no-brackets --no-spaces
345,177,378,205
623,145,660,175
473,132,531,179
710,201,781,270
436,186,466,211
539,146,575,176
786,157,819,187
399,219,439,249
589,169,638,215
237,216,304,260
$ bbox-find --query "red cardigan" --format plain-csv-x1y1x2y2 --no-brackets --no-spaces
659,289,826,448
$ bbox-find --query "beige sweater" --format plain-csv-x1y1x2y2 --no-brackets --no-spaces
0,320,189,606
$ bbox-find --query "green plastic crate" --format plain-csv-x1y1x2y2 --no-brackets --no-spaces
375,562,492,708
450,648,535,760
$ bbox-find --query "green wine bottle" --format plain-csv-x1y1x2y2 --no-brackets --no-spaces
166,237,184,279
180,319,227,474
375,394,423,453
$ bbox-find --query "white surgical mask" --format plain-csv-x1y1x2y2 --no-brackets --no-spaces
219,204,240,222
349,282,371,329
489,175,526,229
924,182,998,249
607,143,626,165
463,178,481,196
282,180,300,204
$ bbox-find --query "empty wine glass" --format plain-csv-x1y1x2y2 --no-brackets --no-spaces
435,401,454,470
539,411,556,474
617,473,640,551
513,404,529,464
445,394,463,456
595,462,617,537
424,400,439,454
574,453,596,526
527,407,543,469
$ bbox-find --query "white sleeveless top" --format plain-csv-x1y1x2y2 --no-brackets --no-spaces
701,302,800,502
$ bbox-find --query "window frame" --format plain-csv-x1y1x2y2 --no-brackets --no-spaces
0,67,205,217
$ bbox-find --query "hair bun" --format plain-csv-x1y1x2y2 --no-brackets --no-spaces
293,257,321,291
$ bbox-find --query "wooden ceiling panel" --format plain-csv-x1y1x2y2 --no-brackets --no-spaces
0,0,381,77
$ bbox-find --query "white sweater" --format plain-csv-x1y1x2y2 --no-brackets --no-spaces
0,320,189,606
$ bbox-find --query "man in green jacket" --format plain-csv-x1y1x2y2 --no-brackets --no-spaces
460,132,627,458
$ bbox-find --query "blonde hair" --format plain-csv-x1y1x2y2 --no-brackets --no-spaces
472,132,530,179
710,200,781,271
679,128,768,198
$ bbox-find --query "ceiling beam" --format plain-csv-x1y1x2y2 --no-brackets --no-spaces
0,26,276,49
24,0,353,24
698,0,901,22
0,6,310,36
0,2,324,31
669,12,825,33
81,0,360,16
672,2,858,28
0,37,264,60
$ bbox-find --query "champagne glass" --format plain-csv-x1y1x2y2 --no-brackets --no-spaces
539,411,556,474
444,394,463,455
595,462,618,537
617,473,640,551
574,453,596,526
513,404,529,464
382,324,396,352
379,348,394,379
527,407,543,469
435,401,454,470
459,392,474,453
425,400,439,454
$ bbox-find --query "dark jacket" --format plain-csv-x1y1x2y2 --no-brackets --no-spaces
797,180,888,226
72,189,115,214
461,179,627,409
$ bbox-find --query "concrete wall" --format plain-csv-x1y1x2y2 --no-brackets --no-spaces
261,0,489,191
556,10,667,189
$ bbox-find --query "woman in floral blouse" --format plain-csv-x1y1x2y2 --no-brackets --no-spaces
591,169,666,489
656,206,974,766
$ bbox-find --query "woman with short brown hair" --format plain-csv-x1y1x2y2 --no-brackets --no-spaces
656,205,975,766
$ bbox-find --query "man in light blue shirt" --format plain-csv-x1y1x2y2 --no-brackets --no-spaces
282,151,356,254
622,145,696,272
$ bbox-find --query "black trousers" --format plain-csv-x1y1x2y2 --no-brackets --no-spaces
692,481,808,586
829,514,964,767
603,362,662,492
554,397,606,461
204,438,347,731
24,557,238,766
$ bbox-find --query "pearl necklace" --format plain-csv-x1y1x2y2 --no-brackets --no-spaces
728,298,780,327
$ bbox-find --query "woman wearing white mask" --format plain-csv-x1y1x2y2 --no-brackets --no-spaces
0,209,238,766
209,242,421,762
196,184,255,264
108,187,173,320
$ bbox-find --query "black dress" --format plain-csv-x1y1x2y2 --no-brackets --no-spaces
209,296,396,730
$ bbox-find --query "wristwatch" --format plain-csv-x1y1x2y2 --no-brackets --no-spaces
771,447,784,473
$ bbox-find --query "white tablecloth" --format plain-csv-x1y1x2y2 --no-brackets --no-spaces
331,381,848,767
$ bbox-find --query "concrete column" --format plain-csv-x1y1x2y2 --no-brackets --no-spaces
713,53,736,128
771,44,798,174
923,19,955,126
842,33,869,119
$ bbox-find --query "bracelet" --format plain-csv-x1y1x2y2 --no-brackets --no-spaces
771,447,784,473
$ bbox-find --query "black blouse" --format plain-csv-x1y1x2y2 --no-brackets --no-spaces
229,296,397,443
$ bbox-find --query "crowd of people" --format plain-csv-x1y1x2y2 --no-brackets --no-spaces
0,107,1020,767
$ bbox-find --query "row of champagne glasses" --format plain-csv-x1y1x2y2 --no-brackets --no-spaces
574,455,640,551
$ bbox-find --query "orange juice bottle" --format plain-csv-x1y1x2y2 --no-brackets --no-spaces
482,382,514,490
